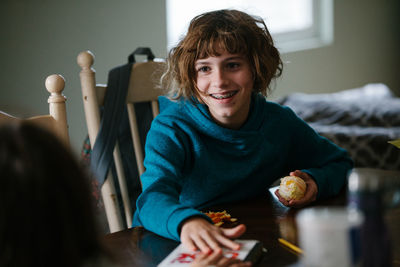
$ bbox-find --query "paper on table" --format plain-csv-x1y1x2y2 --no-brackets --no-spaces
157,239,263,267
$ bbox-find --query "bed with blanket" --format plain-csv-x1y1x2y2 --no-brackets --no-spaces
277,83,400,171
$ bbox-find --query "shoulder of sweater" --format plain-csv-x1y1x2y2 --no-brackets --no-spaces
151,97,195,132
158,95,182,113
260,96,296,117
157,96,187,118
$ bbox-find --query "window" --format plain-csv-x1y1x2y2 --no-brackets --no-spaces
166,0,333,53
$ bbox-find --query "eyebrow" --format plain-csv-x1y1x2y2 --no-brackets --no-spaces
195,56,246,66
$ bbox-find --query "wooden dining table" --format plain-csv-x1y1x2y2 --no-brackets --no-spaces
104,186,400,267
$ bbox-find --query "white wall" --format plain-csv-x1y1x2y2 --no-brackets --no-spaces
0,0,398,154
0,0,167,153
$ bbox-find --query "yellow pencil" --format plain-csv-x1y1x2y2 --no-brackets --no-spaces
278,238,304,254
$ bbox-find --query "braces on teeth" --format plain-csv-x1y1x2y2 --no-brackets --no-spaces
212,92,236,99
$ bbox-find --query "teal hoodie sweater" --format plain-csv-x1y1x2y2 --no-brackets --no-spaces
133,94,353,241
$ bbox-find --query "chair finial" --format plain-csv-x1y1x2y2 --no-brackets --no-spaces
77,50,95,69
45,74,65,95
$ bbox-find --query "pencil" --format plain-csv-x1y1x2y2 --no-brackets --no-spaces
278,238,303,254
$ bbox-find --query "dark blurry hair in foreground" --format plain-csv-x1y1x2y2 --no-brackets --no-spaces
0,121,112,267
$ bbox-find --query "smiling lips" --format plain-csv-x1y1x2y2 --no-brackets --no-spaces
210,90,238,100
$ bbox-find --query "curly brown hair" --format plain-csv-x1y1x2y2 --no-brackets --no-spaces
162,9,283,100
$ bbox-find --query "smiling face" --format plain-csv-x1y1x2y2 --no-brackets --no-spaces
195,51,254,129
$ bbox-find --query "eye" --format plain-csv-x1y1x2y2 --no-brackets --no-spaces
197,66,210,72
227,62,240,69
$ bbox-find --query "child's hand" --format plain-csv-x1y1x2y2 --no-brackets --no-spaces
275,170,318,208
191,249,252,267
180,217,246,253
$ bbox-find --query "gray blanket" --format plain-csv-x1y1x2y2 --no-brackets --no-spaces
278,84,400,170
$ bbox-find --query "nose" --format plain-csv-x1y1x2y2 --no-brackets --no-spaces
211,68,229,88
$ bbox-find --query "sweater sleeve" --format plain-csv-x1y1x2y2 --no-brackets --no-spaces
284,107,354,199
134,116,211,241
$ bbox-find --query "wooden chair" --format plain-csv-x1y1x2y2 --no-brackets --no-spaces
0,74,69,145
77,50,165,233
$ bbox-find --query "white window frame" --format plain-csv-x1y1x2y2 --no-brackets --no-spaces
166,0,333,54
273,0,333,53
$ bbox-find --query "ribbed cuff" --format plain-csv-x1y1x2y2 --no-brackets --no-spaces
166,208,212,240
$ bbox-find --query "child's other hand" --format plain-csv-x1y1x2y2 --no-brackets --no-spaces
275,170,318,208
191,249,252,267
180,217,246,254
